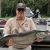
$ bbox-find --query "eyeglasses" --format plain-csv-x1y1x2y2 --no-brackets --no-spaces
17,8,25,12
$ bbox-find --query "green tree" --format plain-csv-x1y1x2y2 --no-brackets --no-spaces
1,0,50,17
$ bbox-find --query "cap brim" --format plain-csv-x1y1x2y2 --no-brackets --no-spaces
17,7,25,9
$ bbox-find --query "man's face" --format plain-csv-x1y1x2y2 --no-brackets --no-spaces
16,8,26,18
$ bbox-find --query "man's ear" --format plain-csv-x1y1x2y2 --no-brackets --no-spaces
16,9,17,12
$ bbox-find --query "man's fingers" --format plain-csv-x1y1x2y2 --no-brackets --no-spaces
7,38,14,46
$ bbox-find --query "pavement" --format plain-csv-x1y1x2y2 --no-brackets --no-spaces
0,48,8,50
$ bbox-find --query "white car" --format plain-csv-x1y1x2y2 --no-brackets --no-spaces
25,7,34,18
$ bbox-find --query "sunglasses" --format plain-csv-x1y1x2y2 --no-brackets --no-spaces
17,8,25,11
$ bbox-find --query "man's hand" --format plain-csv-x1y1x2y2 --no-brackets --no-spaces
36,37,43,42
7,38,14,46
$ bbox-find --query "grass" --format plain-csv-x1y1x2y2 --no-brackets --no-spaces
1,16,13,18
1,14,50,18
40,14,50,18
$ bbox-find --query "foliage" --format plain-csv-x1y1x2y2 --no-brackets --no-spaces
1,0,50,17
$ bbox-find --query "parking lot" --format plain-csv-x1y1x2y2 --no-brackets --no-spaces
0,18,50,50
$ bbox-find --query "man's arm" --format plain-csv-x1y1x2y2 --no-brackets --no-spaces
3,19,14,46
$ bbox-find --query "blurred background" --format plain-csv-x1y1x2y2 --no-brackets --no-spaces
0,0,50,18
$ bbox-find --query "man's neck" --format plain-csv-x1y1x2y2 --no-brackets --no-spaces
17,17,25,21
17,17,25,24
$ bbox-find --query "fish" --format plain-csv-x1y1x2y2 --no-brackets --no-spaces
0,30,48,47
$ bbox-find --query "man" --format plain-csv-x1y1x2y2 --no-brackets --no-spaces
36,9,41,18
3,3,43,50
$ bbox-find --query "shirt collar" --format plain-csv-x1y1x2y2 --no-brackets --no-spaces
14,16,27,25
15,16,27,21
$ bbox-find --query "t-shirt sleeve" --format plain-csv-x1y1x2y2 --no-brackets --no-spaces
3,19,12,34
